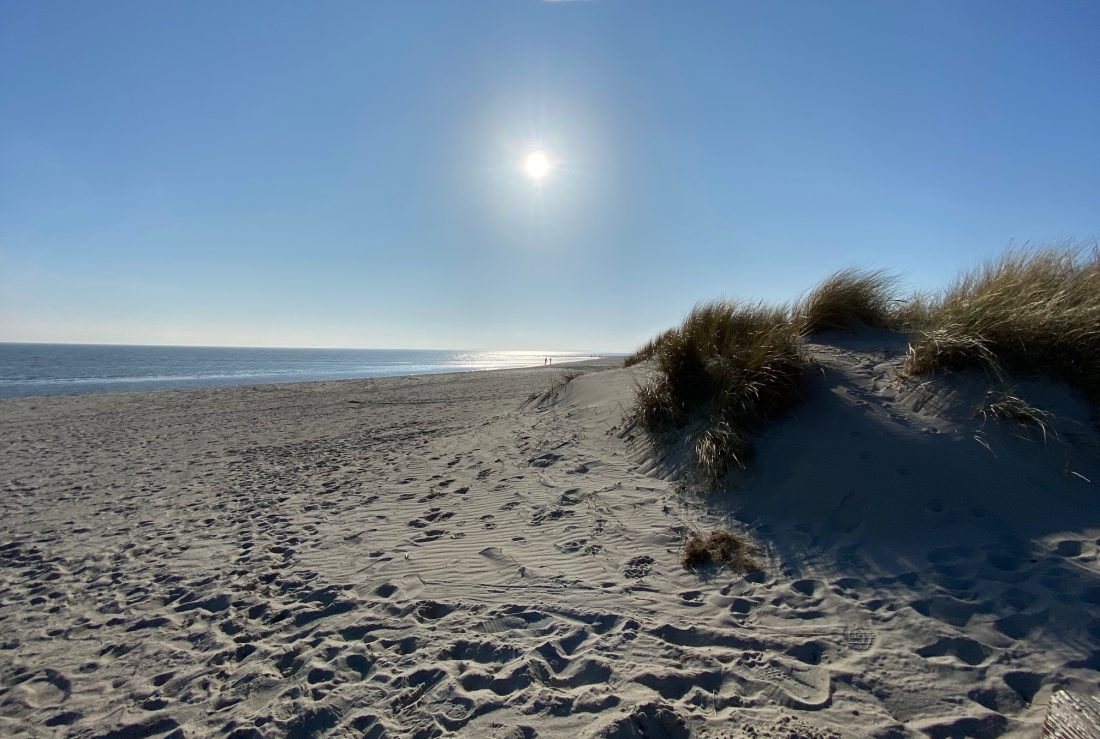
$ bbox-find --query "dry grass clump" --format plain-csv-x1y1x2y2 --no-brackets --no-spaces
793,267,899,335
633,300,805,480
976,389,1055,441
681,529,759,572
904,246,1100,402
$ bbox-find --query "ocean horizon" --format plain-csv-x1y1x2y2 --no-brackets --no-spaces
0,343,606,398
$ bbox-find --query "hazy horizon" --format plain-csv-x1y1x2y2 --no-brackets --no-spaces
0,340,620,353
3,1,1098,352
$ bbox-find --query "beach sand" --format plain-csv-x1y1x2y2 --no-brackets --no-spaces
2,342,1099,737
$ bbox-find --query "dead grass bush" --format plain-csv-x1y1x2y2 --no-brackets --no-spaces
681,529,759,572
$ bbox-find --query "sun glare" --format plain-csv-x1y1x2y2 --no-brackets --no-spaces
524,150,551,181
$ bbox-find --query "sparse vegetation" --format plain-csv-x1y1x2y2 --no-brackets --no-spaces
793,267,899,335
631,300,805,480
976,389,1055,441
904,246,1100,403
681,529,759,572
526,370,582,406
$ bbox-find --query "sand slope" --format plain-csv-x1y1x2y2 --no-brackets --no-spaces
1,345,1098,737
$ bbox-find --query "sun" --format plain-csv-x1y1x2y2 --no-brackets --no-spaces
524,150,551,181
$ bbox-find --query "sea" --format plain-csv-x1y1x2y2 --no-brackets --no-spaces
0,344,603,398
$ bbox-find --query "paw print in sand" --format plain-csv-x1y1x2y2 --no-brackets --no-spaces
624,555,655,579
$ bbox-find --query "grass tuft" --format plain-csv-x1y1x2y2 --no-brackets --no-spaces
904,246,1100,402
976,389,1055,441
681,529,759,572
793,267,899,335
692,418,746,482
632,300,805,481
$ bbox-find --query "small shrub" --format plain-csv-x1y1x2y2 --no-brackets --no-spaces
793,267,899,335
681,529,759,572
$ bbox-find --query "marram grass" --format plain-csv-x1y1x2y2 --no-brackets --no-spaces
793,267,899,335
631,300,805,481
625,244,1099,483
903,246,1100,402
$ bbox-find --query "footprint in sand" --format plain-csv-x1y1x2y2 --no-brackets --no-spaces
916,636,989,666
528,453,562,468
1056,539,1085,557
623,556,655,579
790,579,822,597
843,626,875,652
729,597,755,615
17,669,71,708
530,508,574,526
556,538,587,554
679,591,704,607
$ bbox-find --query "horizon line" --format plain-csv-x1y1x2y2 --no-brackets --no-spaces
0,339,623,355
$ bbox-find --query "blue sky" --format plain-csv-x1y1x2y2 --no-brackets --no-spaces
2,1,1098,351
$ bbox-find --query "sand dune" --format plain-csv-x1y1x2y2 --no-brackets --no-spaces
1,344,1098,737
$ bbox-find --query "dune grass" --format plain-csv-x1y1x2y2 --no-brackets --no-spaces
886,291,939,333
623,329,674,368
628,269,903,480
903,246,1100,403
625,244,1097,482
631,301,805,480
976,388,1056,441
793,267,900,335
681,529,759,573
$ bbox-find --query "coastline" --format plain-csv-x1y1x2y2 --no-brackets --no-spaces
0,351,612,402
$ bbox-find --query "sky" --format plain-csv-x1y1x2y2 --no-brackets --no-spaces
2,1,1098,352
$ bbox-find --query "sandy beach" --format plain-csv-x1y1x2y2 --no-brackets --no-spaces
2,343,1099,738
